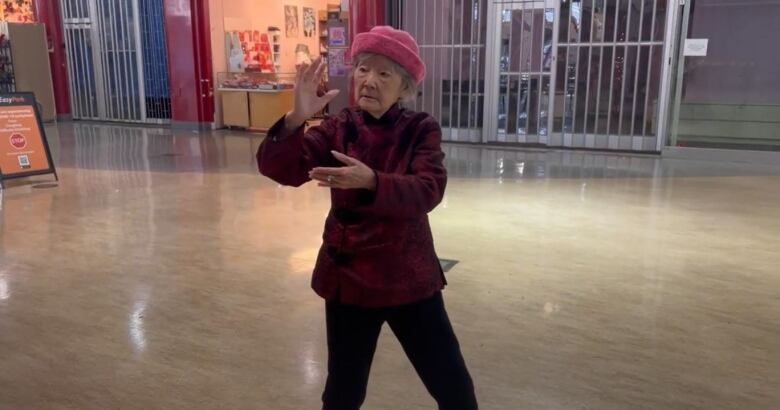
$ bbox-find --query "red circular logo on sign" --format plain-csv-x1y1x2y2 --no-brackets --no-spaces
10,134,26,150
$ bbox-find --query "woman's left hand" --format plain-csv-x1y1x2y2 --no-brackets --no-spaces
309,151,377,191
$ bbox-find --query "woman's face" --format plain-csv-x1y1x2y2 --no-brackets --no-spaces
353,55,405,119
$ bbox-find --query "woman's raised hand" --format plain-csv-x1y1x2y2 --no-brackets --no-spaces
286,58,340,129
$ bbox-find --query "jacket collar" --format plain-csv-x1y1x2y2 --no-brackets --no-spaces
361,103,403,125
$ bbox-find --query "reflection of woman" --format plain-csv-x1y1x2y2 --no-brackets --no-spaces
257,26,478,410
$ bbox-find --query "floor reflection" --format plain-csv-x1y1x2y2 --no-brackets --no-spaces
0,121,776,409
42,122,780,181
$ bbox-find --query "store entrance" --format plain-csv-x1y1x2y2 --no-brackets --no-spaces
399,0,673,152
485,0,671,151
668,0,780,152
60,0,171,124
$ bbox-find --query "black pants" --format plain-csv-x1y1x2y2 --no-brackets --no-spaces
322,292,478,410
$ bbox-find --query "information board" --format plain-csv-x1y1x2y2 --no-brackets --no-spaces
0,93,57,188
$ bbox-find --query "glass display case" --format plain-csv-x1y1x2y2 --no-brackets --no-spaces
217,72,296,92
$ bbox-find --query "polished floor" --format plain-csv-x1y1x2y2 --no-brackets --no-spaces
1,122,779,409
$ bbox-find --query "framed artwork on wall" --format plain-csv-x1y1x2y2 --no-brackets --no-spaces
284,5,299,38
303,7,315,38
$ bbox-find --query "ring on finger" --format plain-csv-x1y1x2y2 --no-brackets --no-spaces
327,175,334,183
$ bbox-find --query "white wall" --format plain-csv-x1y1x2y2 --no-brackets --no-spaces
209,0,227,127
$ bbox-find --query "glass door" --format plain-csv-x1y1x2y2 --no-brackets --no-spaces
668,0,780,151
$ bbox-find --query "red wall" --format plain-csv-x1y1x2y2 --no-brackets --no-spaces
33,0,71,116
163,0,214,125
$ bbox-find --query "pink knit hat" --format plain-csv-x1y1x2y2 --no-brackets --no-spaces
350,26,426,85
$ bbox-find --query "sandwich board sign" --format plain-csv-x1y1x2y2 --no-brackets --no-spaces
0,92,58,189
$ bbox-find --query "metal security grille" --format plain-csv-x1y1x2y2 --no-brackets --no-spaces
0,33,16,93
552,0,668,151
95,0,144,122
61,0,171,123
489,1,556,144
61,0,100,119
394,0,673,152
138,0,171,121
401,0,488,143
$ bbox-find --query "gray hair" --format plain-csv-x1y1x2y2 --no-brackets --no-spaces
351,53,419,103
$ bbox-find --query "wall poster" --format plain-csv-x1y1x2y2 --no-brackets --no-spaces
1,0,35,23
303,7,315,38
284,5,299,38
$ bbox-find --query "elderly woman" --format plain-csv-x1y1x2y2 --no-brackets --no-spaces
257,26,478,410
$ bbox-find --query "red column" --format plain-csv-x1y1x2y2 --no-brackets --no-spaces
347,0,386,104
349,0,386,38
33,0,71,116
163,0,214,127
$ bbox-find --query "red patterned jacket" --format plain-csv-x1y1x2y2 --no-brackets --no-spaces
257,104,447,307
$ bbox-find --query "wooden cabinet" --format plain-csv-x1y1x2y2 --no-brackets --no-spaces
249,90,293,130
219,89,294,130
1,23,56,122
221,91,250,128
